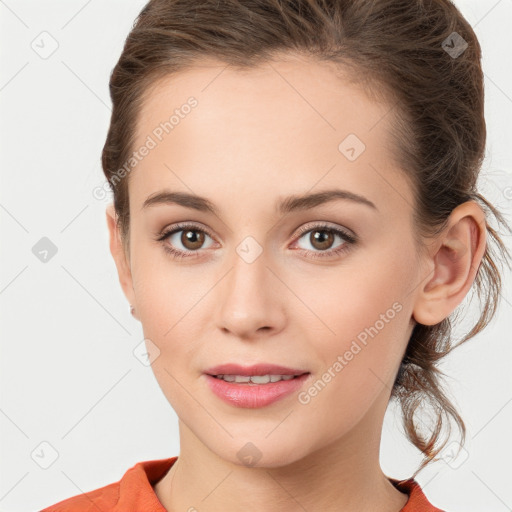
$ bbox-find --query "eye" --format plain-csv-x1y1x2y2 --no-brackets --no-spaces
292,223,356,259
157,223,215,260
156,221,357,261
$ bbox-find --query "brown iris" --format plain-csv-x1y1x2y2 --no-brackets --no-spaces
310,229,335,251
181,229,205,250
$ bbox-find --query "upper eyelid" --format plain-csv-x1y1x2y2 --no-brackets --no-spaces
294,221,354,237
162,222,215,239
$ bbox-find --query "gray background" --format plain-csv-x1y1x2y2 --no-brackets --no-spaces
1,1,511,511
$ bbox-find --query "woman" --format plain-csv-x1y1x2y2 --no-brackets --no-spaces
41,0,511,510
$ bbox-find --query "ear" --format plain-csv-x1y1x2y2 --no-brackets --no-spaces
412,201,487,326
106,203,138,320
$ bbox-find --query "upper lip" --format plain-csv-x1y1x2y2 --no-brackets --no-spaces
205,363,309,376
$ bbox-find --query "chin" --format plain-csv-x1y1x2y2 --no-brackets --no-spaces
208,435,312,469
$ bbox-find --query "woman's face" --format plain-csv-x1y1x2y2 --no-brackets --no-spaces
113,55,423,467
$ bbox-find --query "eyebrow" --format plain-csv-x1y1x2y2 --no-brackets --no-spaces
141,188,378,215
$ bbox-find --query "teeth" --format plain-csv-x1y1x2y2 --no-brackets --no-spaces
216,374,297,384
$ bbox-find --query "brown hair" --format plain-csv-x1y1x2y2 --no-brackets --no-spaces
101,0,511,477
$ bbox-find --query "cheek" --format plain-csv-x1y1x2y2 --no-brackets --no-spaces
294,281,410,444
128,247,209,391
129,238,199,331
296,243,413,345
295,241,415,399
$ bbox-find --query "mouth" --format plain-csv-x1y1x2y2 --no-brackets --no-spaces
204,362,309,378
208,373,308,384
203,364,311,408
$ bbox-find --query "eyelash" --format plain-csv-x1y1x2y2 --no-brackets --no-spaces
156,222,357,261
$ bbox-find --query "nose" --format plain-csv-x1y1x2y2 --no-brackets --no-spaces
215,248,287,340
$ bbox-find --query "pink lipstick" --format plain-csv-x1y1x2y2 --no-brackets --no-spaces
204,363,311,408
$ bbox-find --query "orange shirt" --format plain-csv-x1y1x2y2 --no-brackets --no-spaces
40,456,444,511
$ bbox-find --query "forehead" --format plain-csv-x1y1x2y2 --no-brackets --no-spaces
128,54,411,218
135,54,391,142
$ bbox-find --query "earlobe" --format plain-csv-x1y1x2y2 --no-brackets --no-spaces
412,201,487,326
105,203,137,314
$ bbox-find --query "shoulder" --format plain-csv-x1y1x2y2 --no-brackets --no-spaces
40,480,120,512
390,477,446,512
40,457,178,512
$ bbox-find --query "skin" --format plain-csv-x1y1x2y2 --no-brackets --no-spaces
106,53,487,512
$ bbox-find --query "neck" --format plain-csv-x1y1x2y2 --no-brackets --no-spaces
154,392,409,512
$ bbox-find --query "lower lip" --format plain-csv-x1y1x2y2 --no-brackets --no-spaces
204,373,311,408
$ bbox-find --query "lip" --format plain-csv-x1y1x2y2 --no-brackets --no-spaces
203,364,311,408
204,363,308,377
205,374,310,408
